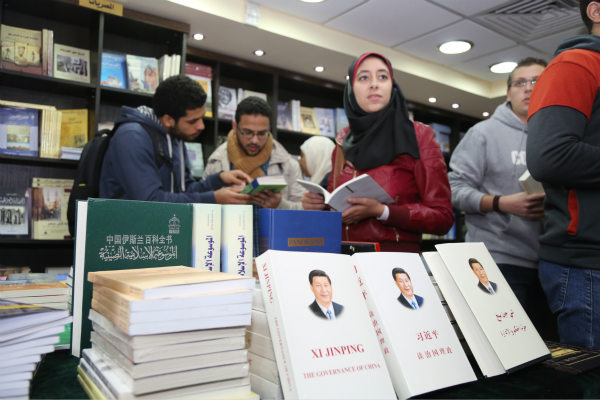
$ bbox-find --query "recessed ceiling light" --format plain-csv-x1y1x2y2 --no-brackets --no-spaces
438,40,472,55
300,0,326,3
482,111,490,117
489,61,517,74
314,65,325,72
428,97,437,103
452,103,460,109
192,33,204,41
253,49,265,57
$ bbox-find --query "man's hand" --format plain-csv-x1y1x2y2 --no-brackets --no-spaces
220,170,251,186
251,190,282,209
302,191,326,211
214,187,251,205
500,192,545,218
342,197,384,225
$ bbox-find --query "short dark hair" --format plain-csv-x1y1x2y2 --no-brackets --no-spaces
392,267,410,281
468,258,482,270
152,75,207,121
507,57,548,89
309,269,331,285
581,0,594,33
235,96,272,124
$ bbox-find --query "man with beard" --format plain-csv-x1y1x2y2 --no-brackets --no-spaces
100,75,251,204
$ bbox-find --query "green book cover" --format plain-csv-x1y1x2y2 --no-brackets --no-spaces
71,198,193,357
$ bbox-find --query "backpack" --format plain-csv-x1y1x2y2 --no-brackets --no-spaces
67,121,172,236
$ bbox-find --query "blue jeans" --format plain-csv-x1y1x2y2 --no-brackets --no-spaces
538,260,600,349
497,263,558,341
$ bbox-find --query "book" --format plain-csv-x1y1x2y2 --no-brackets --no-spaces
72,198,194,357
53,43,90,83
431,122,451,154
255,250,398,399
291,99,302,132
88,266,254,300
276,101,293,130
184,142,204,178
0,105,39,157
295,173,394,212
239,89,267,102
192,203,221,271
100,52,127,88
0,24,42,75
250,373,283,400
0,299,70,337
218,86,237,120
0,281,68,298
185,62,213,118
300,106,320,135
335,107,349,133
126,54,159,93
59,108,88,149
0,190,29,236
258,209,341,255
340,241,381,255
422,242,550,377
519,169,544,194
240,175,288,195
313,107,336,137
221,205,253,275
31,177,73,240
542,340,600,374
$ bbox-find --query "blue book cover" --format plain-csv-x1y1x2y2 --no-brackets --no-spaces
259,209,341,254
100,52,127,89
0,105,39,157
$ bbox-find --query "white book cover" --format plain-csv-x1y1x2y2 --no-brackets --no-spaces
248,309,270,338
255,250,396,400
221,205,253,276
192,204,221,271
53,43,90,83
250,372,283,400
425,242,550,376
218,86,237,120
519,169,545,194
352,252,476,399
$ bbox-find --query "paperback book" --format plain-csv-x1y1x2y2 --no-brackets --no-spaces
240,176,287,195
126,54,159,93
218,86,237,120
0,24,42,75
0,104,39,157
185,62,213,118
0,190,29,237
100,52,127,89
53,43,90,83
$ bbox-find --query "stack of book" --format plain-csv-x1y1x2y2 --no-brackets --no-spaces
0,276,69,310
247,284,283,399
79,266,258,399
0,299,72,399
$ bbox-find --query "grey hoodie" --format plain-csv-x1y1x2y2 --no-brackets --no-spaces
449,102,542,269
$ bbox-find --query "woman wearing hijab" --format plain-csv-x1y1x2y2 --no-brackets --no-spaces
299,136,336,188
302,52,454,252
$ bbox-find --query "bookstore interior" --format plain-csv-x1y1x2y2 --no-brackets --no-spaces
1,0,600,399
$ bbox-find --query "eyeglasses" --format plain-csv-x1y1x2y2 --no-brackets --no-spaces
237,127,270,138
511,79,536,88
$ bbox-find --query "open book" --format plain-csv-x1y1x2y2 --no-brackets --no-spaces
240,175,287,195
296,174,393,212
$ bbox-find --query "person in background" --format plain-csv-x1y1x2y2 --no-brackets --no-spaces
299,136,335,188
99,75,251,204
302,52,454,252
449,57,557,339
526,0,600,349
203,96,304,210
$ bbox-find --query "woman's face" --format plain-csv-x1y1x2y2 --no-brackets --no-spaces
352,56,392,114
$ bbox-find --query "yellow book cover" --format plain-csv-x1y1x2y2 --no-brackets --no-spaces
300,106,320,135
60,109,88,148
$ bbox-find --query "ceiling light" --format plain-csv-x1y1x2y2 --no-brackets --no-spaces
428,97,437,103
490,61,517,74
438,40,472,55
299,0,326,3
253,49,265,57
482,111,490,117
192,33,204,41
452,103,460,109
314,65,325,72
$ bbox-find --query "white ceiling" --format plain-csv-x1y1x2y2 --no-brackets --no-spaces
120,0,585,119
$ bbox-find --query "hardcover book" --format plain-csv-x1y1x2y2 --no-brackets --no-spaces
217,86,237,120
192,203,221,271
31,177,73,240
422,242,551,377
221,205,252,276
0,105,39,157
185,61,213,118
100,52,127,89
0,190,29,236
296,173,394,212
53,43,90,83
125,54,159,93
300,106,320,135
258,209,341,255
0,24,42,75
240,175,288,195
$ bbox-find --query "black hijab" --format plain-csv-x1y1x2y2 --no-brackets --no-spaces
342,52,419,171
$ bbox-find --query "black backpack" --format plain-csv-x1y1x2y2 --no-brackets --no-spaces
67,121,172,236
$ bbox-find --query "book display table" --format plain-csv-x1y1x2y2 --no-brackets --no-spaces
31,350,600,399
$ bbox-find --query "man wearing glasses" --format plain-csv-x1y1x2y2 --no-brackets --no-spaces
203,96,304,211
448,57,557,339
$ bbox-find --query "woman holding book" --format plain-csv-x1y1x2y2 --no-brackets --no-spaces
302,52,453,252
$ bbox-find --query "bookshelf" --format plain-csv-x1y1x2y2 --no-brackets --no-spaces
0,0,189,270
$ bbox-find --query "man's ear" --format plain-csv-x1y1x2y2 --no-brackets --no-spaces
159,114,175,130
588,2,600,25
